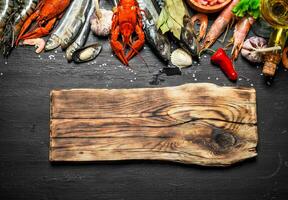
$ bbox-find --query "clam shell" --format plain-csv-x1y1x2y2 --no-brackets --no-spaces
72,43,102,63
171,49,193,68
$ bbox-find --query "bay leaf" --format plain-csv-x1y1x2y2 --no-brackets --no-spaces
157,0,189,40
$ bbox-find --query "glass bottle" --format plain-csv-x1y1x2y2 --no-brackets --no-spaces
260,0,288,77
262,29,287,76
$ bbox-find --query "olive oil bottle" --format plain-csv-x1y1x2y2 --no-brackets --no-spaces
262,29,287,77
260,0,288,77
261,0,288,29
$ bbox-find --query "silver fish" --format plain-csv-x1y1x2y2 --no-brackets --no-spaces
60,0,91,50
137,0,159,22
66,2,95,62
45,0,91,51
45,1,76,51
180,15,200,57
137,0,171,62
111,0,118,7
153,0,164,12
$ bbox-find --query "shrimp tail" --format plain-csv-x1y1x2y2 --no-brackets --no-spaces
231,44,241,61
190,13,208,41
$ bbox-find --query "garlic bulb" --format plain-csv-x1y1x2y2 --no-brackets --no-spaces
241,36,267,63
90,0,113,36
171,48,193,68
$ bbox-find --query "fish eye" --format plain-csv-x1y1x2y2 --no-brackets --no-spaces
188,36,193,43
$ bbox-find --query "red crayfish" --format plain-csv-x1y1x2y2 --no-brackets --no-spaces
110,0,145,65
16,0,71,45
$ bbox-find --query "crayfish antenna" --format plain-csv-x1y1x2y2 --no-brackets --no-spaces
127,43,150,72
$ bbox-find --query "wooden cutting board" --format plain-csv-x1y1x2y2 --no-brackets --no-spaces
49,83,258,166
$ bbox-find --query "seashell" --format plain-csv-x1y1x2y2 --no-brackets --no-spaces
171,48,193,68
72,43,102,63
65,43,79,62
90,9,113,37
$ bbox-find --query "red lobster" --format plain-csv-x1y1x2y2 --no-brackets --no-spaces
15,0,70,45
110,0,145,65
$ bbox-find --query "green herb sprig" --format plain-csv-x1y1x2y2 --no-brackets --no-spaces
232,0,260,19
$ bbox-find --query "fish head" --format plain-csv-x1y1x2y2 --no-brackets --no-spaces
180,27,200,57
156,35,171,62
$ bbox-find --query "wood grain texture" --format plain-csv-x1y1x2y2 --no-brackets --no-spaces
50,83,258,166
1,1,288,199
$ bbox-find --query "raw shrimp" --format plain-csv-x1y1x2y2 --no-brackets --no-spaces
231,16,255,61
282,47,288,69
2,0,39,57
190,13,208,41
201,0,239,51
22,38,45,53
0,0,14,38
13,0,39,40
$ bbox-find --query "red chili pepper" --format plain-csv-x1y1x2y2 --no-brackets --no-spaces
211,48,238,81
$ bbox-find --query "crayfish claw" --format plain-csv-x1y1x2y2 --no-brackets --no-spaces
126,24,145,61
117,50,129,65
114,49,128,65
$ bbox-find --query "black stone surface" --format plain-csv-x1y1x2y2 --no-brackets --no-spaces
0,1,288,199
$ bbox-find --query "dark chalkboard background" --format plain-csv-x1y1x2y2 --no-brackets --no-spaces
0,1,288,199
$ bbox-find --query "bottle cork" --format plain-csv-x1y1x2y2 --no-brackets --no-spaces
262,53,282,77
262,29,287,77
